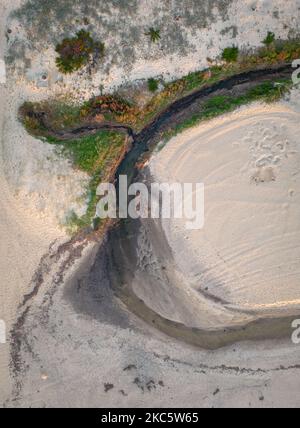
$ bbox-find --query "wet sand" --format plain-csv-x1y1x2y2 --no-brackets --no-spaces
106,212,300,350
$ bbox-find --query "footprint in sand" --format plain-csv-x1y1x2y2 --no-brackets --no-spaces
275,141,287,153
255,155,274,168
273,156,281,166
252,166,276,183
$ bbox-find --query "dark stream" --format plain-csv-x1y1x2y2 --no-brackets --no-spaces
47,64,298,348
105,64,300,349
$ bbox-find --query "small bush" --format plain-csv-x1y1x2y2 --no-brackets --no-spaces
55,30,104,74
84,95,133,117
263,32,275,46
145,28,161,43
148,78,159,92
222,46,239,63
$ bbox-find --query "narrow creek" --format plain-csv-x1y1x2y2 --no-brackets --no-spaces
107,63,300,349
30,63,298,348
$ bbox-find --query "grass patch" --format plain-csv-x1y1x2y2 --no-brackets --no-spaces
263,31,276,46
148,78,159,93
124,38,299,130
19,103,129,233
49,131,126,232
41,131,127,233
162,79,292,141
222,46,239,63
20,99,84,136
47,132,125,174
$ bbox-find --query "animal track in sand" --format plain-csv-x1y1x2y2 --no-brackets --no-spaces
242,120,296,184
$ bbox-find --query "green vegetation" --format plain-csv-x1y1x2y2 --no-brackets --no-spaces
145,27,161,43
162,79,292,142
52,131,126,233
20,96,132,137
222,46,239,63
55,131,126,233
118,37,300,130
263,31,276,46
20,36,300,233
20,100,83,137
48,132,123,173
43,37,300,134
82,95,133,121
20,100,127,233
148,78,159,92
21,77,291,232
55,30,105,74
201,80,290,116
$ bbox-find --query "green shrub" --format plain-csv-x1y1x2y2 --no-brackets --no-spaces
55,30,104,74
83,94,133,119
145,28,161,43
263,31,275,46
148,78,159,92
222,46,239,63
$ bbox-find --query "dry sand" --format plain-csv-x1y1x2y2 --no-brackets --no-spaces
150,98,300,327
0,0,69,404
5,1,300,101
